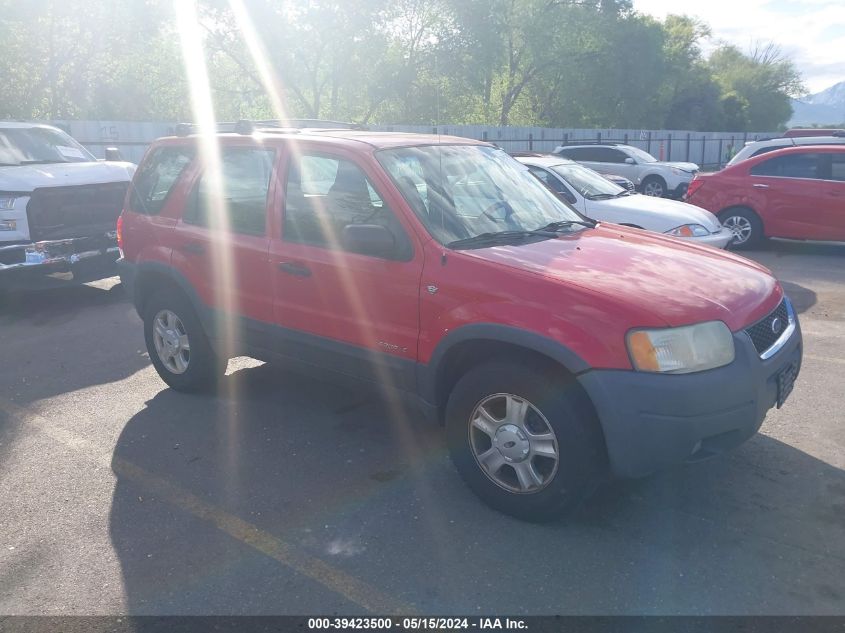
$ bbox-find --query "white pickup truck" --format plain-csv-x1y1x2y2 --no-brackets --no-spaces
0,122,135,286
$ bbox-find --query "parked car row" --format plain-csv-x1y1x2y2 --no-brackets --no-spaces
117,123,802,521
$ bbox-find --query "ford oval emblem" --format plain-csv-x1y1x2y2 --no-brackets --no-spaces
771,317,783,335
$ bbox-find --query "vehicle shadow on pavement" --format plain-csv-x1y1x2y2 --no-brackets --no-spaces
108,362,845,615
781,280,817,314
0,280,147,403
0,279,127,324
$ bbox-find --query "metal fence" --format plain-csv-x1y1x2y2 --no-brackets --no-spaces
370,125,778,171
41,120,778,170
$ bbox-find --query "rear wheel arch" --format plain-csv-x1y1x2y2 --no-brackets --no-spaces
134,264,202,322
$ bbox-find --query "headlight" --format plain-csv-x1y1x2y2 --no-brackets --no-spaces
627,321,735,374
0,219,16,231
0,196,18,210
666,224,710,237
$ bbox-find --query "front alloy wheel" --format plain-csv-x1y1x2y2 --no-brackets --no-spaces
469,393,559,493
445,361,606,521
641,177,666,197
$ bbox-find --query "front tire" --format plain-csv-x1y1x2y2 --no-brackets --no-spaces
640,175,667,197
719,207,763,249
445,361,606,522
143,288,225,392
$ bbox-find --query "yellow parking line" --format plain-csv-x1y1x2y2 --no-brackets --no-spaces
804,354,845,366
0,397,415,614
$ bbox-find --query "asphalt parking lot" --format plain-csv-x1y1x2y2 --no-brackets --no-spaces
0,241,843,616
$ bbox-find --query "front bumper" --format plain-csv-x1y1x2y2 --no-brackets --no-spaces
577,317,802,478
686,227,734,249
0,232,119,285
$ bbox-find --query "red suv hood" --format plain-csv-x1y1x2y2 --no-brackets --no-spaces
461,225,781,331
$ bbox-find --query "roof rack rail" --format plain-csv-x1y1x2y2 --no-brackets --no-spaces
254,119,366,130
555,140,624,146
173,119,367,136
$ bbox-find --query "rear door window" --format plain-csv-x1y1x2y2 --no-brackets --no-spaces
183,147,275,235
750,153,823,179
130,145,195,215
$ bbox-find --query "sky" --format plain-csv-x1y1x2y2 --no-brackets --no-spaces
632,0,845,96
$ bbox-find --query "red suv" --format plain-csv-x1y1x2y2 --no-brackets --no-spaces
117,124,802,521
686,145,845,248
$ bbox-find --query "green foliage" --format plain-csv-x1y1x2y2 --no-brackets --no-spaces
0,0,806,131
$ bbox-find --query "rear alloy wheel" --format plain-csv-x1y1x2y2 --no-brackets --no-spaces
641,176,666,197
144,288,224,392
152,309,191,375
446,361,606,522
719,207,763,249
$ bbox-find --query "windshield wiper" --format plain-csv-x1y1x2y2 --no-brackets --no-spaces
535,219,596,232
447,230,556,250
19,159,69,165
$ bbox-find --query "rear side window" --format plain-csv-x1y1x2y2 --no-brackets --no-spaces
130,145,195,215
593,148,627,163
750,153,822,179
558,147,599,161
183,147,275,236
750,146,788,159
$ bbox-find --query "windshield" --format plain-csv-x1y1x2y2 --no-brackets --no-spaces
0,127,96,166
376,145,587,246
624,146,657,163
550,163,626,199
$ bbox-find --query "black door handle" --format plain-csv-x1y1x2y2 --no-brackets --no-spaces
178,242,205,255
278,261,312,277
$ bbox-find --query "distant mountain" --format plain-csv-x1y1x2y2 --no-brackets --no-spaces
789,81,845,126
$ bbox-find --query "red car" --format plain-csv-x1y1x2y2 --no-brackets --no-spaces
118,124,801,521
686,145,845,248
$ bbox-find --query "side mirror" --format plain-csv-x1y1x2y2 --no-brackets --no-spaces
104,147,124,161
342,224,396,258
624,157,635,165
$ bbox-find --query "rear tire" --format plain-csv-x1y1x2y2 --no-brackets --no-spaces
719,207,763,249
143,288,225,392
445,360,606,522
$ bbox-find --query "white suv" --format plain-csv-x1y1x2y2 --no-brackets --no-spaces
726,134,845,166
552,143,698,198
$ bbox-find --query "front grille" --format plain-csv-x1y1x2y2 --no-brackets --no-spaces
745,299,790,355
26,182,128,241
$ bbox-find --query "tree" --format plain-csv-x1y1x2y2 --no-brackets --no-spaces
709,43,804,131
